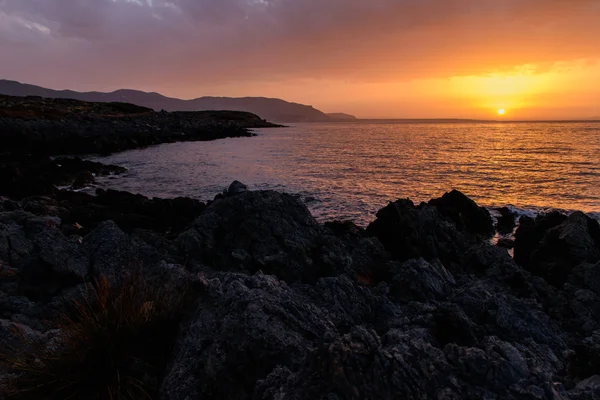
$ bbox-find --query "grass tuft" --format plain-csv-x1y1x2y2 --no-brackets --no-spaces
1,270,189,400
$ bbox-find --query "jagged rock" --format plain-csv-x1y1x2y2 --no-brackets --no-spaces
434,303,478,346
428,190,494,237
518,212,600,287
388,258,455,303
84,220,136,278
497,238,515,249
366,198,474,264
1,184,598,399
71,171,95,189
0,211,87,301
449,280,567,353
496,207,517,235
514,212,568,269
160,272,337,400
569,375,600,399
225,180,248,196
177,190,350,283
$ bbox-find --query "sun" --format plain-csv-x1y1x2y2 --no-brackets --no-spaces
497,108,506,116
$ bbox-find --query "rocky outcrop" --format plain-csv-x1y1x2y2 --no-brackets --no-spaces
1,184,600,399
0,94,280,157
514,212,600,287
0,156,126,198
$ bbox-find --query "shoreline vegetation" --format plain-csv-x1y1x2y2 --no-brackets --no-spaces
1,95,600,399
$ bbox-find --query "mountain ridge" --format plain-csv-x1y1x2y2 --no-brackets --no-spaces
0,80,340,123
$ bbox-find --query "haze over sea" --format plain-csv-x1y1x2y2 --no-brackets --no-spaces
91,121,600,226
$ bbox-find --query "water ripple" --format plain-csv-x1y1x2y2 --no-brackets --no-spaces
90,121,600,226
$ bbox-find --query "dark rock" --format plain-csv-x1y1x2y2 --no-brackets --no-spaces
567,331,600,381
497,238,515,249
434,303,478,346
160,272,336,400
177,190,350,283
514,212,568,269
496,207,517,235
0,211,87,301
84,221,136,279
520,212,600,287
428,190,494,237
366,198,475,264
225,180,248,196
71,171,95,189
1,183,597,399
323,220,364,239
56,188,206,236
388,258,455,303
0,94,279,157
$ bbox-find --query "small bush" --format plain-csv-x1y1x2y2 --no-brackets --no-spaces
1,271,189,400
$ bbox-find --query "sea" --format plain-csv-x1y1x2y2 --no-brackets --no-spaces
89,121,600,227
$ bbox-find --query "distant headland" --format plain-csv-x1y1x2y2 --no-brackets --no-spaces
0,79,357,123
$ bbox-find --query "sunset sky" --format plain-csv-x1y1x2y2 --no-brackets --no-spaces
1,0,599,119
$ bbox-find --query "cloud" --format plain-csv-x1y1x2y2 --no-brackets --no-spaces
0,0,599,94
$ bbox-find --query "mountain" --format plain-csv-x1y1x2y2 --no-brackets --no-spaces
0,80,332,123
326,112,357,120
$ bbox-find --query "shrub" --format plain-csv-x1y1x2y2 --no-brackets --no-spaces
1,270,189,400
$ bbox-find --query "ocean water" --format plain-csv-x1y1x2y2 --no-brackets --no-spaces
90,121,600,226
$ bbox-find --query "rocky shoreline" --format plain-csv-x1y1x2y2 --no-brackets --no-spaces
1,176,600,398
0,94,280,156
2,95,600,399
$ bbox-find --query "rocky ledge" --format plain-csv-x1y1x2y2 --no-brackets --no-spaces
1,182,600,399
0,94,281,156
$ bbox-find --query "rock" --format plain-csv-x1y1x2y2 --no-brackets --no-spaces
177,190,350,283
497,238,515,249
388,258,455,303
434,303,478,346
366,198,475,264
520,212,600,287
160,272,337,400
71,171,95,189
428,190,494,237
56,188,206,235
496,207,517,235
514,212,568,269
84,220,136,278
256,325,449,400
0,211,87,301
0,95,277,157
225,180,248,196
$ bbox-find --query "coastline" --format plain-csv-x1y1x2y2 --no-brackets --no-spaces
2,96,600,398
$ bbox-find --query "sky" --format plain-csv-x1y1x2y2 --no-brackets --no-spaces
1,0,599,119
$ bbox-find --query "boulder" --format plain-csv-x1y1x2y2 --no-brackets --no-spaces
0,211,87,301
428,190,494,237
366,198,475,264
514,212,568,269
496,207,517,235
84,220,136,278
71,171,95,189
225,180,248,196
177,190,350,283
519,212,600,287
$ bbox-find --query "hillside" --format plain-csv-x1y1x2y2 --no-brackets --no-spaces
326,112,357,120
0,80,332,123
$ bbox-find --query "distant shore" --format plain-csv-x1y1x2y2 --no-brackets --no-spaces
0,94,281,157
